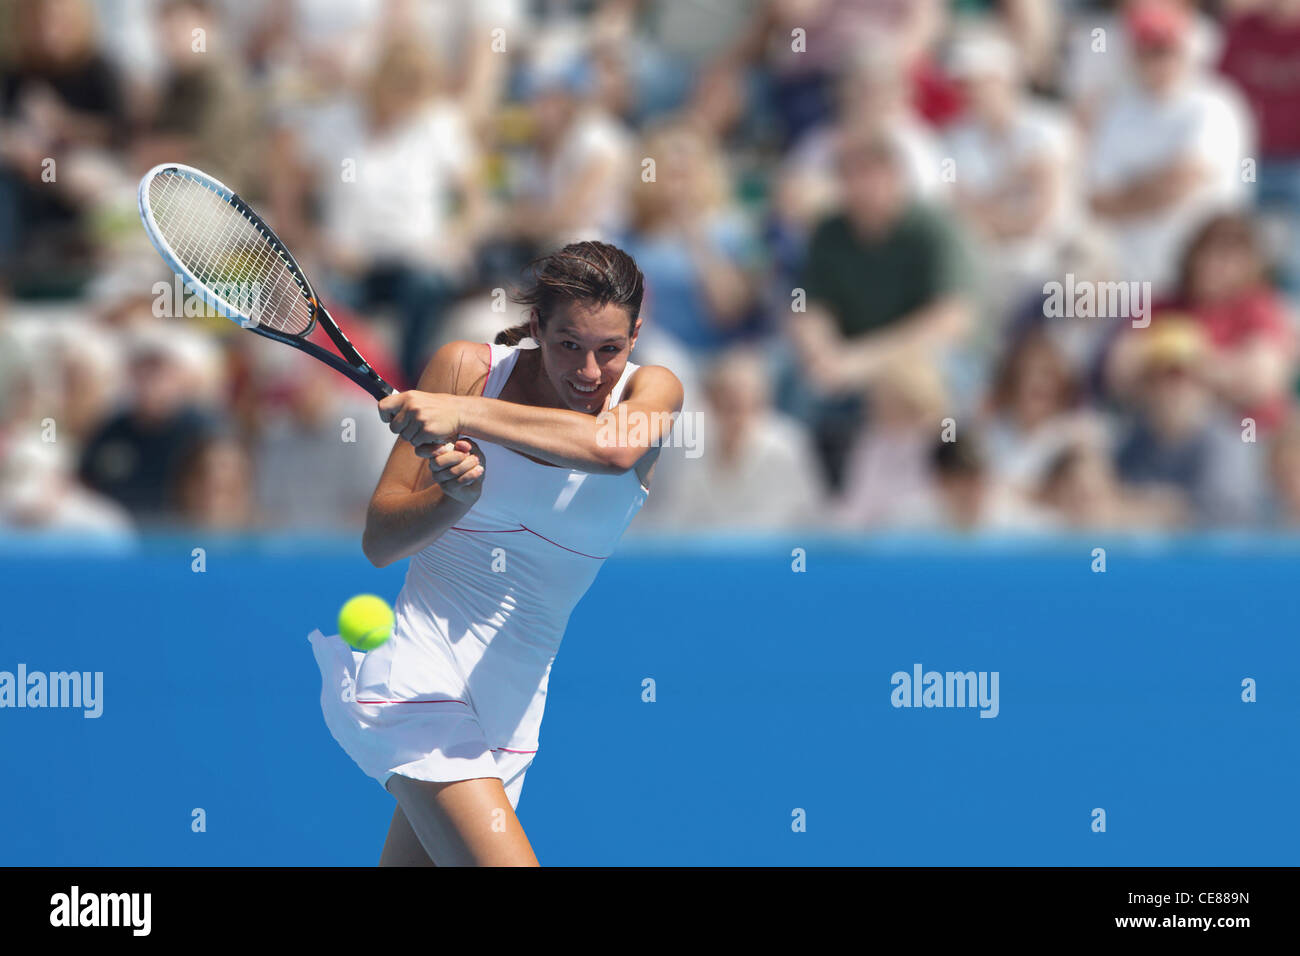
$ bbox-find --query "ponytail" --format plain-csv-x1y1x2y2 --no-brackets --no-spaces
494,321,534,346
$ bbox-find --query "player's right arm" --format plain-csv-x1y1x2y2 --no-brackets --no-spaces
361,342,490,568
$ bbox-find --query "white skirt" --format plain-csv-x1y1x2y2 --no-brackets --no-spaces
308,629,534,810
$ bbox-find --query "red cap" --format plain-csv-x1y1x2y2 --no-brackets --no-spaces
1127,0,1189,48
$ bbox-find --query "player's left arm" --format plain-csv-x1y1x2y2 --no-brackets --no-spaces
382,365,685,474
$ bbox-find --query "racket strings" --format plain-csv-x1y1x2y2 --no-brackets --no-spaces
147,172,315,336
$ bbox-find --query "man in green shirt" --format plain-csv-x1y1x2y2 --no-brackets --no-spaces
789,126,974,487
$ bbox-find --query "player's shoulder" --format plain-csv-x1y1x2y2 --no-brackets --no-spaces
418,340,493,395
623,362,684,408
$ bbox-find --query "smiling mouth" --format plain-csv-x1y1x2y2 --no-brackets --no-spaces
568,379,600,395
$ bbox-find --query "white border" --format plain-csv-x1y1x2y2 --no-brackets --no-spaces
136,162,261,326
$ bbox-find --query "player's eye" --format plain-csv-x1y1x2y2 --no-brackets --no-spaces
561,340,580,351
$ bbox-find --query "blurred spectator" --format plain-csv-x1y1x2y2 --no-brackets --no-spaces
250,354,394,531
679,58,755,156
788,126,973,487
0,327,132,536
890,430,1055,532
507,44,634,247
1172,212,1296,431
0,430,135,536
621,120,762,363
1063,0,1223,129
132,0,262,189
1218,0,1300,297
315,37,482,385
652,347,825,532
1037,438,1183,530
982,330,1108,493
834,357,948,527
615,0,755,124
1106,213,1297,432
0,0,128,289
1114,317,1264,526
729,0,953,147
778,44,946,238
172,433,254,530
1002,222,1129,404
77,324,222,524
1086,0,1254,295
1265,413,1300,527
945,22,1076,337
51,321,123,445
985,0,1061,90
771,42,944,345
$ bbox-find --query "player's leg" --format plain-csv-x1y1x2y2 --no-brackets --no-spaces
385,774,540,867
378,805,436,867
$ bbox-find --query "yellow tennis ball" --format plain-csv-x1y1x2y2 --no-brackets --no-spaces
338,594,394,652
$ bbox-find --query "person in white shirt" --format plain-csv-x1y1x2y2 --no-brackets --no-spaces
317,38,484,383
649,346,826,533
1086,0,1254,297
945,23,1077,334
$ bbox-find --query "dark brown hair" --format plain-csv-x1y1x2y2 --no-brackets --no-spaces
987,329,1078,415
1176,211,1269,303
496,241,645,346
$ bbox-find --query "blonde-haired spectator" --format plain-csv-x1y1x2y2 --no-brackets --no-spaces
1085,0,1255,296
621,119,762,368
833,356,948,528
316,36,484,384
1114,317,1265,526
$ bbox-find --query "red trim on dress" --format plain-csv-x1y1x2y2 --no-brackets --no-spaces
447,524,610,560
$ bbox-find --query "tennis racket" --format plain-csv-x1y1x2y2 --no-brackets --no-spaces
137,162,396,400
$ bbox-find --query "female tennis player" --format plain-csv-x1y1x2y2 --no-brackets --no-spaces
310,241,682,866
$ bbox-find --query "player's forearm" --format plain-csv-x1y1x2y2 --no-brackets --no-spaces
362,484,475,568
456,395,627,474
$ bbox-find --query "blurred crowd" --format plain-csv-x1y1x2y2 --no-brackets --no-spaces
3,0,1300,540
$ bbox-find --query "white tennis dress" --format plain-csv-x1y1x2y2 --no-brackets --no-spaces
309,341,649,809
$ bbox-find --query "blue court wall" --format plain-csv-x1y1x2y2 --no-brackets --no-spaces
0,533,1296,866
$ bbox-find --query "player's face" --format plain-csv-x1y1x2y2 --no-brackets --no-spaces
533,301,638,413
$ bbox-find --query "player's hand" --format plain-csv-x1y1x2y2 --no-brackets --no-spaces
378,390,462,449
428,438,485,505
